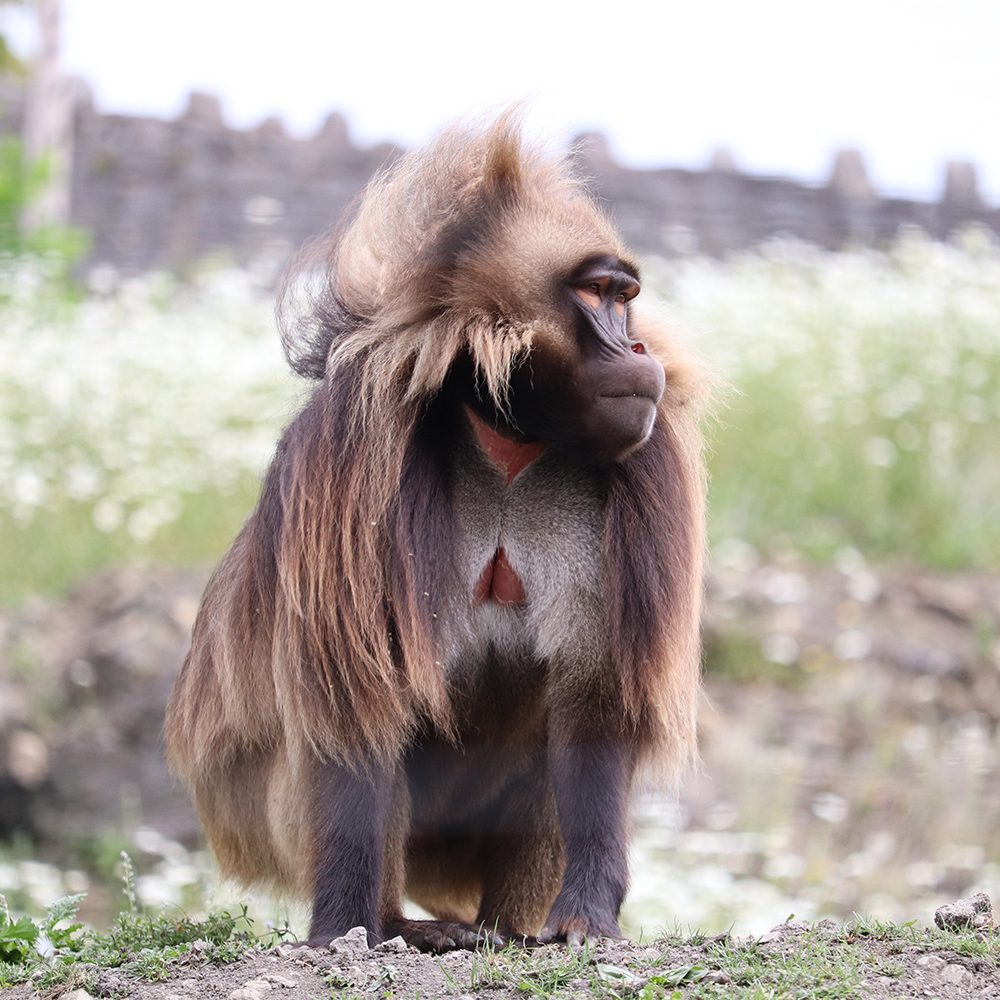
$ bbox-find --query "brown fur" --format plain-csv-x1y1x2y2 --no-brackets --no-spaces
165,112,708,921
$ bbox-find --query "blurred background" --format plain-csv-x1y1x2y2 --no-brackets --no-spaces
1,0,999,938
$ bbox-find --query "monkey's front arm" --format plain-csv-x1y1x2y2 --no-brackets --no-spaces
540,708,634,945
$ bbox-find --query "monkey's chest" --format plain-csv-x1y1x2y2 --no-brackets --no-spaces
447,441,607,669
473,546,525,606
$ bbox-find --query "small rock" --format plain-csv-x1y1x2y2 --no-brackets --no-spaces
374,935,408,953
345,963,369,986
941,963,972,986
228,979,272,1000
274,944,297,958
934,892,993,931
771,919,810,936
329,925,370,956
915,954,946,972
265,974,298,988
757,919,810,946
61,991,97,1000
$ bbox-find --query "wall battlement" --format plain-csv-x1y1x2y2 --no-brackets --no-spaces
4,85,999,275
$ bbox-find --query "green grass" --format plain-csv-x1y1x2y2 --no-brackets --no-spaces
4,873,1000,1000
0,855,280,991
0,480,259,603
655,234,1000,571
456,921,1000,999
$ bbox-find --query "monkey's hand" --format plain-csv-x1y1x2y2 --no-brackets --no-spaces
538,897,623,948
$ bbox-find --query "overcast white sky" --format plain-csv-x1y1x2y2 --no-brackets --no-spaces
7,0,1000,201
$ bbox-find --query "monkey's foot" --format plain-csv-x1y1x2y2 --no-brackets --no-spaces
383,917,506,952
538,915,623,948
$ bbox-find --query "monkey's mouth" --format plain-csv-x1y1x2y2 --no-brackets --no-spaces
598,392,660,403
586,393,658,458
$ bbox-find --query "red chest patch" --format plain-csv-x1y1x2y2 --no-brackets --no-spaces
467,408,546,485
465,409,540,607
474,546,525,606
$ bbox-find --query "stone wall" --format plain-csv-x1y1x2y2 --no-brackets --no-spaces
5,84,1000,275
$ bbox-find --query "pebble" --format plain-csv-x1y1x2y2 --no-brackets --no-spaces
915,954,946,972
61,991,96,1000
941,963,971,986
345,963,369,986
265,974,298,988
934,892,993,931
228,979,272,1000
329,925,370,956
374,935,408,953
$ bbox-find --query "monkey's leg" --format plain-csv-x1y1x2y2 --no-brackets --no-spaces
475,766,564,941
307,760,393,947
539,732,634,946
379,781,495,951
388,834,505,952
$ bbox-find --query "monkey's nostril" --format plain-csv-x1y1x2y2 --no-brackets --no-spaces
630,342,645,354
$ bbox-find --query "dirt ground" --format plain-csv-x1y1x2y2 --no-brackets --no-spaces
9,921,1000,1000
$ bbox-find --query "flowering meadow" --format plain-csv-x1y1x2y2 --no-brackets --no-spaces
2,229,1000,601
652,228,1000,570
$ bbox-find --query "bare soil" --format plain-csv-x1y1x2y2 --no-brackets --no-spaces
8,922,1000,999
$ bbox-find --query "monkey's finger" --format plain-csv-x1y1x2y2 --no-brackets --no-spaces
453,928,481,949
475,926,508,949
410,929,457,952
515,934,542,949
431,933,458,951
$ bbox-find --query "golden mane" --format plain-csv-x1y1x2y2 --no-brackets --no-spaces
168,112,708,788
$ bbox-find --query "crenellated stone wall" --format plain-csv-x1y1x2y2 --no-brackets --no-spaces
3,83,999,276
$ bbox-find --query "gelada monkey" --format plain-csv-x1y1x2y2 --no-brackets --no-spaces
166,113,707,951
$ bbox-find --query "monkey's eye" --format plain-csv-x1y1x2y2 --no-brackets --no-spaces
575,283,603,309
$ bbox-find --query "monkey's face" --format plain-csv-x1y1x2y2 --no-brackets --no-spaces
481,254,665,465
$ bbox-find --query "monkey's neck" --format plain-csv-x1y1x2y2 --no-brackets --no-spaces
464,407,546,485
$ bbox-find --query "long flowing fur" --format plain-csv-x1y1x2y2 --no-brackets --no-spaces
166,113,707,825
